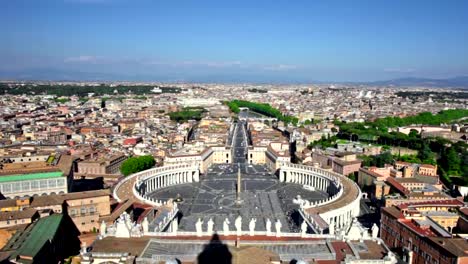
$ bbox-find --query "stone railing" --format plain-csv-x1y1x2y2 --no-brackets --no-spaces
279,162,344,209
113,164,199,204
133,164,199,206
280,162,361,233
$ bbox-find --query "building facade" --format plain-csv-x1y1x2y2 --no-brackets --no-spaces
381,202,468,264
0,171,68,198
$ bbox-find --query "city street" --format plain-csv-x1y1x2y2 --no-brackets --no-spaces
231,121,248,165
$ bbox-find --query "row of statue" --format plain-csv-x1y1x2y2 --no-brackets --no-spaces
195,216,309,237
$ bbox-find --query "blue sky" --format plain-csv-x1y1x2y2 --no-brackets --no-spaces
1,0,467,82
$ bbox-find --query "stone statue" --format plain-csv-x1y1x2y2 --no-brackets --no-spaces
329,221,335,235
249,218,257,236
115,214,131,238
171,219,178,234
195,218,203,237
266,218,272,236
142,217,149,234
275,219,282,237
371,223,379,238
100,221,107,237
223,218,230,235
301,220,307,237
81,242,87,255
235,215,242,236
207,218,214,234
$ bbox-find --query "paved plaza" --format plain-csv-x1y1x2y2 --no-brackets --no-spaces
147,163,328,232
146,121,327,232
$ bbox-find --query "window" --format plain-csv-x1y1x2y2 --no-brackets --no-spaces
39,180,48,189
31,181,39,190
48,179,57,188
81,207,86,215
22,182,29,190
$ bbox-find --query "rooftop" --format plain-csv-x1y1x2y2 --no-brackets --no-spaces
0,171,63,183
0,208,38,222
3,214,63,259
426,237,468,257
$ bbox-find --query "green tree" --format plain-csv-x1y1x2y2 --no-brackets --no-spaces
418,142,436,165
120,155,156,176
376,152,393,167
226,100,298,125
348,173,357,182
444,147,461,175
408,129,419,138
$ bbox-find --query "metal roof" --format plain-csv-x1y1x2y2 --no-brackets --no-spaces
0,171,63,183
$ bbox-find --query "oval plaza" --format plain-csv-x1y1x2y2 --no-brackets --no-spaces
99,119,391,264
113,119,362,237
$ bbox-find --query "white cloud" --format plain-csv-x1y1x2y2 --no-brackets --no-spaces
64,55,300,72
384,68,416,73
64,0,113,4
64,55,102,63
262,64,298,71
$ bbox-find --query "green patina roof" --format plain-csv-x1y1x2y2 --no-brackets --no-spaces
0,171,63,183
4,214,63,259
18,214,63,257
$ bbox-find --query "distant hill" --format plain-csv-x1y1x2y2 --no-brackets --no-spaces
1,68,468,88
362,76,468,88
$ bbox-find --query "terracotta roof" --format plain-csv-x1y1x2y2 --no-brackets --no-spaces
386,177,410,195
0,199,18,209
426,237,468,257
419,164,437,169
332,158,361,166
359,167,385,179
31,190,110,207
382,206,404,219
460,207,468,217
397,199,464,210
330,241,353,262
399,218,436,237
0,209,38,222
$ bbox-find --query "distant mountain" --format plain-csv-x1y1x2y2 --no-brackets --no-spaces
362,76,468,88
1,68,468,88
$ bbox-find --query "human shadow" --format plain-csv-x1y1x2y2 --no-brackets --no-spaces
197,233,232,264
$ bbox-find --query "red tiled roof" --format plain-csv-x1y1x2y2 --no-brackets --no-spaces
330,241,354,262
460,207,468,217
397,199,465,210
419,164,436,168
386,177,410,195
399,219,436,237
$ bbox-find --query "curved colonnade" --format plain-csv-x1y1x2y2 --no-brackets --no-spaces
114,162,360,235
133,164,200,206
279,163,361,234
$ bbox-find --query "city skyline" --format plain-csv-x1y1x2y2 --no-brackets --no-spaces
1,0,468,82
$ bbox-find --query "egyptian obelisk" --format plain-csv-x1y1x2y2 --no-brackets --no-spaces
235,163,243,205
